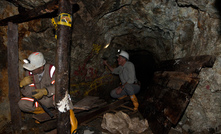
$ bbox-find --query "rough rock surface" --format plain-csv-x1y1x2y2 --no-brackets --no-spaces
184,57,221,132
0,0,221,132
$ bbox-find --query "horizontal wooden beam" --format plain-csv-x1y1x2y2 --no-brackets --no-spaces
156,55,216,73
0,0,58,26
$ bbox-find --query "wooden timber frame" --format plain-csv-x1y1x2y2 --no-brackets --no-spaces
139,55,216,134
55,0,73,133
2,0,75,133
7,22,22,133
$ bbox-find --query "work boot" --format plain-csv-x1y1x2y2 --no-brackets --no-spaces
70,109,78,133
130,95,139,111
32,107,45,114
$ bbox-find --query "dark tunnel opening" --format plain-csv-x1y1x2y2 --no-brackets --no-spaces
214,0,221,35
129,50,156,95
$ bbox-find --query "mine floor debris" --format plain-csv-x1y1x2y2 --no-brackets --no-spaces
0,96,153,134
32,96,152,133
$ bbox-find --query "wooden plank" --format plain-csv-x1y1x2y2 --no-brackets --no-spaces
33,110,57,122
0,0,58,26
1,0,80,26
143,108,171,134
146,84,195,125
7,22,22,133
73,96,100,110
120,105,134,111
141,81,194,127
180,78,199,95
156,55,216,73
42,119,57,132
161,89,190,124
33,96,107,122
140,55,216,133
145,85,191,124
76,98,129,125
69,96,107,114
153,71,199,91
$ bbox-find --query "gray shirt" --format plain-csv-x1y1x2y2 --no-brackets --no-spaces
37,70,44,81
112,61,137,85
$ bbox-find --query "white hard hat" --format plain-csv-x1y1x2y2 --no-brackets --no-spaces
23,52,46,71
118,50,129,60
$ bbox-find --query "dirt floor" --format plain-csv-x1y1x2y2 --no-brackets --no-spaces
0,97,189,134
1,92,218,134
0,113,45,134
0,98,153,134
76,102,153,134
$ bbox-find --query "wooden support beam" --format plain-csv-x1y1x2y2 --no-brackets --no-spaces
153,71,199,93
156,55,216,73
140,55,216,134
55,0,73,133
7,22,22,133
0,0,58,26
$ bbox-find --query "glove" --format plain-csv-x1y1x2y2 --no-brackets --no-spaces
20,76,33,88
32,88,48,99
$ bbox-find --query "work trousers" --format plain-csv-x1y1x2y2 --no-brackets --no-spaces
18,96,54,112
110,83,140,98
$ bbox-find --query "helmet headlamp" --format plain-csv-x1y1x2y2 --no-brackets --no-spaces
23,59,30,64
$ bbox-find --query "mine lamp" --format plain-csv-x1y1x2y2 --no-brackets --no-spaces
23,59,30,64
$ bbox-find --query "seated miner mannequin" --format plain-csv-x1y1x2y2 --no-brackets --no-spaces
18,52,77,132
103,50,140,110
18,52,56,114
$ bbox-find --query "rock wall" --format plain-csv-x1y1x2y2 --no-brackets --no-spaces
0,0,221,132
182,57,221,132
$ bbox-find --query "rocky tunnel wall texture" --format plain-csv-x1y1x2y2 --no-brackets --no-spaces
0,0,221,133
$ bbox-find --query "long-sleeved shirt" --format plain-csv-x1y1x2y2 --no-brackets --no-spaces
112,61,137,85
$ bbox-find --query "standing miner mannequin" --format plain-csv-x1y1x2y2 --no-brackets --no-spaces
103,50,140,110
18,52,77,132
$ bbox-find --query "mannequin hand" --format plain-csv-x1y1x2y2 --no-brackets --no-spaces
32,88,48,99
20,76,33,88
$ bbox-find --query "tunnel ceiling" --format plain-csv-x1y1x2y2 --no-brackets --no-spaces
2,0,220,62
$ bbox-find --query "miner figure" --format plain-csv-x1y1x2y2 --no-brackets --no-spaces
103,50,140,111
18,52,77,133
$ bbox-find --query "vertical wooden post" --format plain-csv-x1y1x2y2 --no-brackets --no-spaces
7,22,22,133
55,0,72,133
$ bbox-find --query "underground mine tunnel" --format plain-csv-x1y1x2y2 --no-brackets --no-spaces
1,0,221,134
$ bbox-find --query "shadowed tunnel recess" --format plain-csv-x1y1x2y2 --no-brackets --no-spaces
129,50,156,94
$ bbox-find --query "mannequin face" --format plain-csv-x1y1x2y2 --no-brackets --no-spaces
117,56,126,66
31,66,44,75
